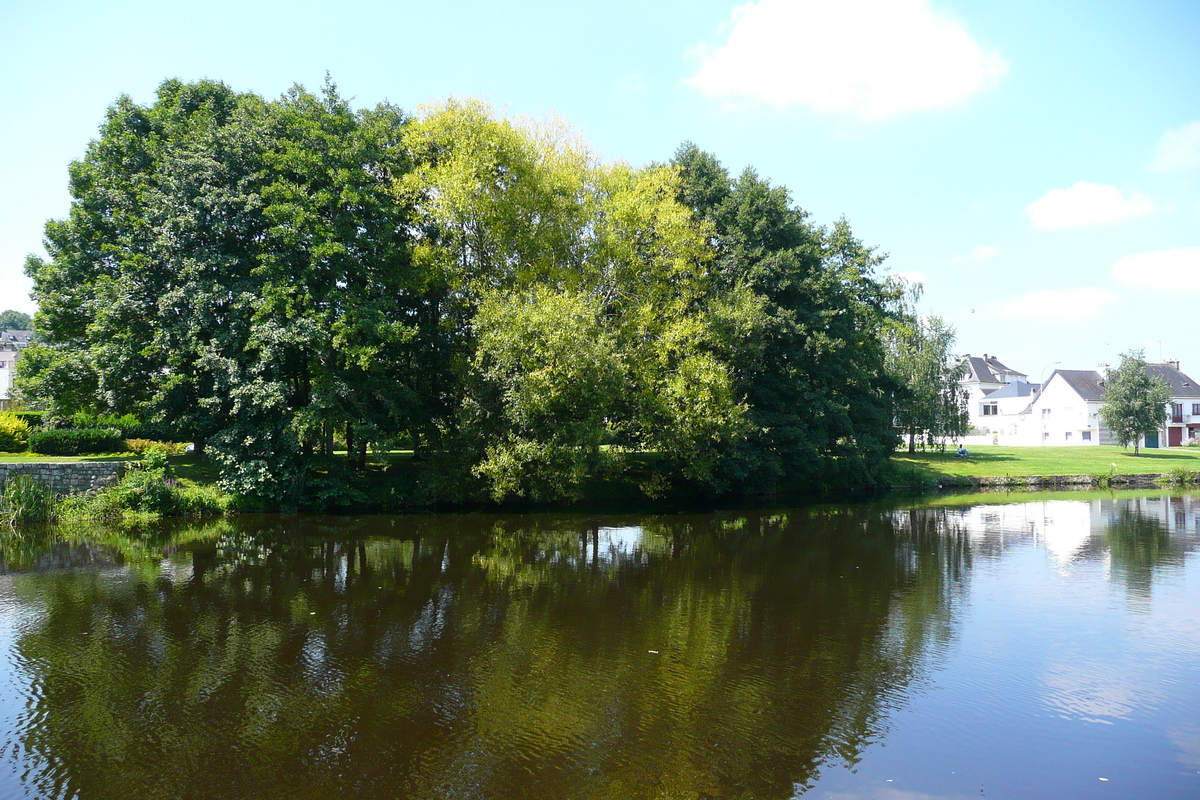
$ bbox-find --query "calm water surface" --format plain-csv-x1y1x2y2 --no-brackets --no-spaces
0,492,1197,799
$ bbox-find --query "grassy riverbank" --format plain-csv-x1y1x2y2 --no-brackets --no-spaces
5,445,1200,525
889,445,1200,486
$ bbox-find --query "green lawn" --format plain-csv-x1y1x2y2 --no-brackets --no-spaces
0,452,130,462
890,445,1200,483
167,453,221,486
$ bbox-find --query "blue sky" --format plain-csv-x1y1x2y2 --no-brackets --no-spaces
2,0,1198,381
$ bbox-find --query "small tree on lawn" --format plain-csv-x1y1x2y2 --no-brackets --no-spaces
1099,349,1170,455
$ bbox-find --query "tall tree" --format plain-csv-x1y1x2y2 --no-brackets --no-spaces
884,281,969,453
671,143,900,490
401,104,746,500
22,79,420,500
1099,349,1170,455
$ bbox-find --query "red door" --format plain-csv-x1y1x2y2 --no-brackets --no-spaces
1169,427,1183,447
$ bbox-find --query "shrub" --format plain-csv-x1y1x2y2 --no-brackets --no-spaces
28,427,124,455
1161,467,1200,487
62,412,176,440
59,448,230,519
108,466,178,514
124,439,187,455
12,411,44,429
0,413,31,452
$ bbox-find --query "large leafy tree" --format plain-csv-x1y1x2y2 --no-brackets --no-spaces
22,78,421,500
400,103,747,501
671,143,900,490
1099,349,1170,455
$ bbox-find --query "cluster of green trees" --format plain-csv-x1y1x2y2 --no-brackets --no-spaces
20,78,963,503
0,310,32,330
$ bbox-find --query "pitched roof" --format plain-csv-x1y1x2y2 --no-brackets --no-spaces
1050,369,1107,402
966,356,997,383
961,354,1027,384
1147,363,1200,398
983,355,1024,378
0,329,32,345
986,380,1040,399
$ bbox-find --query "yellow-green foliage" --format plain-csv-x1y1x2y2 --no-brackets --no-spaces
0,413,31,452
124,439,188,456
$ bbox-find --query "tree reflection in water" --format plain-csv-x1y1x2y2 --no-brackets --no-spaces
0,505,997,799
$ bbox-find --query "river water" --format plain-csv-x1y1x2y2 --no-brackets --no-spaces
0,491,1197,799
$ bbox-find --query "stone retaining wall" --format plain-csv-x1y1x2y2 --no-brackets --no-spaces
0,462,127,495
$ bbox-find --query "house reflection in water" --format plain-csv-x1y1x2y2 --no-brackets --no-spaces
923,493,1200,591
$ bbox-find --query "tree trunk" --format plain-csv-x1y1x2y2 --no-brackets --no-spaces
908,425,916,454
346,422,355,467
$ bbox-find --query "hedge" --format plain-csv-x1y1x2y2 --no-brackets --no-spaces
12,411,44,428
28,428,124,455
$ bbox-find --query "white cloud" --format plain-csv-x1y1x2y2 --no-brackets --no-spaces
1111,247,1200,291
685,0,1007,120
1151,121,1200,172
985,288,1119,322
1025,182,1156,229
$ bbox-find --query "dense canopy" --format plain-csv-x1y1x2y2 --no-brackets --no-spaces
21,78,935,504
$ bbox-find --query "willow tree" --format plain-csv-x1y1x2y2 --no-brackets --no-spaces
885,281,969,453
398,101,749,501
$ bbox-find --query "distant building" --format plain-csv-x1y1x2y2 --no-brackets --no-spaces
972,379,1041,444
958,354,1030,437
0,329,33,410
1022,360,1200,447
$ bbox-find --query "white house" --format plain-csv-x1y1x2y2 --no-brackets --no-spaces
0,329,33,410
1019,369,1109,446
958,354,1031,438
971,379,1041,444
1148,361,1200,447
1018,361,1200,448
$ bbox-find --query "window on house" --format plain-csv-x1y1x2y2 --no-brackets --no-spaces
1193,403,1199,415
982,403,998,416
1043,431,1050,440
1082,431,1092,441
1065,432,1072,441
